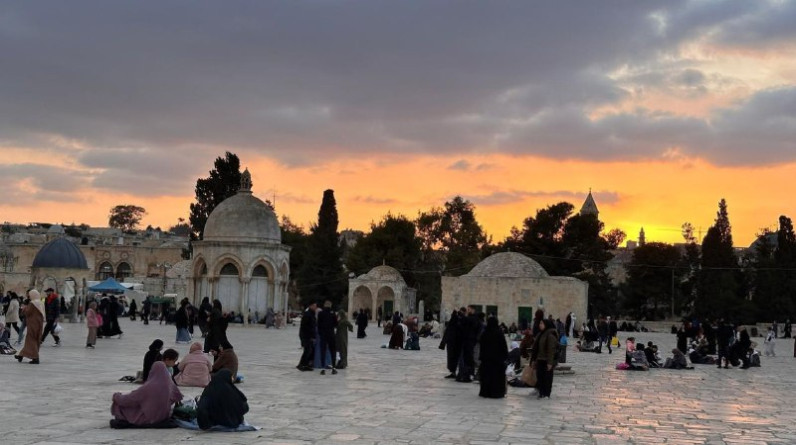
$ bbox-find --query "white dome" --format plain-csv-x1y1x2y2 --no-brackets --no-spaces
361,265,405,283
203,190,281,243
466,252,549,278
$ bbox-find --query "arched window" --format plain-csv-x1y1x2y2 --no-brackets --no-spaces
200,263,208,276
116,262,132,280
98,261,113,280
219,263,239,276
252,265,268,277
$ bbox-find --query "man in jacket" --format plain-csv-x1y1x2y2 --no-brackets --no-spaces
316,301,338,375
456,305,479,383
40,288,61,346
297,301,318,371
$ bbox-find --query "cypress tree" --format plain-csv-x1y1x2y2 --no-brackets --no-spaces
298,190,346,307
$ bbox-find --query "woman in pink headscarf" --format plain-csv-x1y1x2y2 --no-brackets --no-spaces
111,361,183,427
174,342,212,387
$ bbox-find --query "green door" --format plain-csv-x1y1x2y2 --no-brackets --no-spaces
486,305,498,318
517,306,533,326
471,304,484,314
383,300,394,320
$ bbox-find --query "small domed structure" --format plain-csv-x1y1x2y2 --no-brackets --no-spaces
466,252,549,278
361,265,406,283
32,237,88,269
203,170,281,243
348,264,416,320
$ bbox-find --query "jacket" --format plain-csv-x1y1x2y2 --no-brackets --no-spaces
45,294,60,321
299,309,317,342
212,348,239,378
5,299,19,323
535,328,560,364
175,349,212,387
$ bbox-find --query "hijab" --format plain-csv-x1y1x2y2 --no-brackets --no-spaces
189,342,203,353
118,361,183,424
143,339,164,381
479,317,508,363
197,368,249,430
28,289,45,318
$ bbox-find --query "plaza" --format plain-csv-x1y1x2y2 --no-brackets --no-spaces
2,320,795,445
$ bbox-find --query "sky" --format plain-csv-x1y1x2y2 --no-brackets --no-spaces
1,1,795,247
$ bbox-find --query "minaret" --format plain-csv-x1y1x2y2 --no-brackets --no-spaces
579,188,599,217
639,227,646,246
240,168,253,193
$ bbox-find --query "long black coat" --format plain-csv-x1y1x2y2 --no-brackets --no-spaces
299,309,317,343
204,308,229,353
478,319,508,398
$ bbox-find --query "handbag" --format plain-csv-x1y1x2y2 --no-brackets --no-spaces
521,364,537,387
53,323,63,335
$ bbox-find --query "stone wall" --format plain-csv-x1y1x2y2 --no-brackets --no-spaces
441,275,588,325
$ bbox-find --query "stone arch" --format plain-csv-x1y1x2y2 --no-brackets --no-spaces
192,256,208,277
279,262,289,281
377,286,395,318
351,285,373,318
211,254,244,278
41,275,58,293
192,257,209,305
247,260,275,317
97,261,114,280
247,258,275,281
116,262,132,280
215,259,242,314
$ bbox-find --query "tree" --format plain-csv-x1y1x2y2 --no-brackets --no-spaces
280,215,309,309
188,152,241,240
416,196,488,275
298,190,346,307
623,242,681,320
697,199,747,321
346,214,422,281
108,205,146,233
501,202,574,274
678,222,701,314
168,217,191,237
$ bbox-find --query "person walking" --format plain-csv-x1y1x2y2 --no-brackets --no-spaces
16,289,44,364
439,310,461,379
175,299,192,343
297,301,317,371
597,316,611,354
764,326,776,357
457,306,478,383
335,309,353,369
128,299,137,321
533,319,559,399
197,297,211,335
316,301,338,375
105,295,123,338
478,317,508,398
5,293,20,337
40,288,61,346
86,301,99,348
377,306,383,328
141,296,152,325
356,308,368,339
203,300,228,356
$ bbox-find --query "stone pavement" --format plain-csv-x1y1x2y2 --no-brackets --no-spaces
2,319,795,445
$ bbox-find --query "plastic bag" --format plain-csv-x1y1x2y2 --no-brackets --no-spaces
53,324,63,335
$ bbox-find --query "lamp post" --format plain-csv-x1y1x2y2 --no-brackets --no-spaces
157,262,172,296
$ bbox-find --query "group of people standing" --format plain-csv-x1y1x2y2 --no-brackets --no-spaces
297,300,353,374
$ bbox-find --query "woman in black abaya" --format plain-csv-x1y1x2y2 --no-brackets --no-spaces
478,316,509,398
197,369,249,430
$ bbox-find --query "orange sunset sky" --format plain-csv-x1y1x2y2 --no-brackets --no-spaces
1,2,795,247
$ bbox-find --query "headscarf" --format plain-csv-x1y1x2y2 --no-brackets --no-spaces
510,341,519,351
337,309,348,322
479,317,509,363
189,342,203,353
142,339,164,381
113,361,183,425
28,289,45,318
197,368,249,430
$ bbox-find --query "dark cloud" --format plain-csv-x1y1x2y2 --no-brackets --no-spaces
0,0,793,175
0,163,90,204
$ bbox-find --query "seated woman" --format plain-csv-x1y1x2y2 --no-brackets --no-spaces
197,369,249,430
663,348,692,369
625,337,636,364
388,322,405,349
175,342,212,387
506,341,522,375
111,361,183,428
142,339,164,382
211,340,239,378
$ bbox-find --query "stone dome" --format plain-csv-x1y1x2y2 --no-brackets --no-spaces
466,252,549,278
361,265,405,283
32,237,89,269
203,191,281,243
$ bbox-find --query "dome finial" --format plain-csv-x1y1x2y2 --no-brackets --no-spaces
240,168,252,192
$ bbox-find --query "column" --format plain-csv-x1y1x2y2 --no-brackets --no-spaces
240,277,250,326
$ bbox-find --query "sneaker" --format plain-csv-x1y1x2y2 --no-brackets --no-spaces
331,369,338,375
528,388,538,396
320,370,326,375
53,342,61,347
444,373,457,379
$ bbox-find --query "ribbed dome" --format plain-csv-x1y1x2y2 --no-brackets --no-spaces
361,265,405,283
32,237,88,269
466,252,548,278
203,191,281,243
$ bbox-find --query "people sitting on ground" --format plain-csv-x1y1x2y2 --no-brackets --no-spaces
625,337,636,364
429,318,440,338
110,361,183,428
382,321,393,336
197,369,249,430
729,326,752,369
508,322,518,335
162,349,180,376
210,340,239,379
499,322,509,335
663,348,692,369
388,321,405,349
175,342,212,387
576,329,600,352
688,347,716,365
405,331,420,350
142,339,164,382
643,342,662,367
418,322,432,338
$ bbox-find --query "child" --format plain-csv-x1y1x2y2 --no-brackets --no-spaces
764,327,776,357
625,337,636,365
162,348,180,377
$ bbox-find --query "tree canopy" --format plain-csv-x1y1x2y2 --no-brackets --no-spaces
298,190,346,307
108,205,146,233
188,152,241,240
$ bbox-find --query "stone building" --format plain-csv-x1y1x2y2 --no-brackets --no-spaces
441,252,588,326
29,233,93,320
347,265,416,320
188,169,291,322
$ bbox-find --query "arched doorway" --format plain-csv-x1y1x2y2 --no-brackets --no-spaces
248,264,270,318
217,263,241,314
42,276,58,293
116,262,132,280
351,285,373,318
193,262,209,305
377,286,395,320
97,261,113,280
